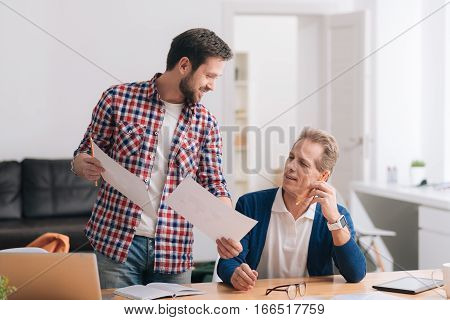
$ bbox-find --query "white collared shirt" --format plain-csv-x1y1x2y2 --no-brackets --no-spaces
257,187,316,279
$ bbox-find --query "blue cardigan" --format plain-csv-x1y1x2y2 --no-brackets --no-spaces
217,188,366,285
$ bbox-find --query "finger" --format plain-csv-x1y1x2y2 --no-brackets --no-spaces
240,263,257,281
231,277,243,290
310,189,328,199
220,238,241,256
85,157,105,171
232,278,248,291
311,181,333,193
216,239,233,258
226,238,243,253
232,272,249,290
85,167,103,175
86,173,100,180
217,238,239,257
216,242,232,259
84,167,102,177
237,266,256,284
310,197,323,205
252,270,259,278
235,273,253,289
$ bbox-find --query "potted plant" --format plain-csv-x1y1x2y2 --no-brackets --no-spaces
410,160,426,186
0,275,16,300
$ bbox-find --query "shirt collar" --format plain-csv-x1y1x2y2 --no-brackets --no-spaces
271,187,316,220
148,73,196,109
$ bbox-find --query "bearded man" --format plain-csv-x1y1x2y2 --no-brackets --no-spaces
72,28,241,288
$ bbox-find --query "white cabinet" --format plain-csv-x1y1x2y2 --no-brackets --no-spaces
419,206,450,269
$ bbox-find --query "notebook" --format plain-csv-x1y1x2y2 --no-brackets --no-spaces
114,282,205,300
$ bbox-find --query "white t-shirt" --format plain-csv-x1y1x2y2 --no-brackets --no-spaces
257,187,316,279
135,100,184,238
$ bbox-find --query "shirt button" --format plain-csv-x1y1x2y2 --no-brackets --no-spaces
153,132,158,136
128,130,133,134
144,178,149,183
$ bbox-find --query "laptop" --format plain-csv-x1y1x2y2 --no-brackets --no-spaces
0,252,102,299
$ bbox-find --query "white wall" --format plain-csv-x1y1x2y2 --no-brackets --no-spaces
0,0,225,161
356,0,449,185
421,0,450,183
0,0,347,162
372,0,423,185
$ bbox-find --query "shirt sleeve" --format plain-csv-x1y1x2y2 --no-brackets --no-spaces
331,207,367,283
196,115,230,198
73,87,115,158
217,197,250,284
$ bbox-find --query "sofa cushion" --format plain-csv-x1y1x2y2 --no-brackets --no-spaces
0,161,22,220
22,159,98,218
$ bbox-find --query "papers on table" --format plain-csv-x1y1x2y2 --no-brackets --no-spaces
166,176,258,242
92,142,156,218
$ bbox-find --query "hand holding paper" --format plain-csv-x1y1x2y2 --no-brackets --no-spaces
166,176,257,243
92,142,156,219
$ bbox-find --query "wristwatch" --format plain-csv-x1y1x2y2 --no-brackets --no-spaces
327,215,348,231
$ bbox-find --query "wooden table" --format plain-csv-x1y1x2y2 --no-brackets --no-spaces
102,270,445,300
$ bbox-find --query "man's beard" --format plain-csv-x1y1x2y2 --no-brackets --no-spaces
179,72,197,104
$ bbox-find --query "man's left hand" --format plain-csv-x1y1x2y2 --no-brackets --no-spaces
216,237,243,259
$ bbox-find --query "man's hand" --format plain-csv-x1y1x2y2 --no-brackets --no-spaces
230,263,258,291
216,237,243,259
309,181,340,223
309,180,350,245
73,153,104,182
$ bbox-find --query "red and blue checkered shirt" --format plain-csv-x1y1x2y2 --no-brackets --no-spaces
74,73,230,274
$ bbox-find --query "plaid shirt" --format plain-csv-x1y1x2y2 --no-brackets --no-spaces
74,73,230,274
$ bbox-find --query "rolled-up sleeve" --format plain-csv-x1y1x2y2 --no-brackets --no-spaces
196,116,230,198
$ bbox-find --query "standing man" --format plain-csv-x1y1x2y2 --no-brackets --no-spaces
72,28,242,288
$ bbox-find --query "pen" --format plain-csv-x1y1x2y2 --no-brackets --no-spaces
89,136,98,187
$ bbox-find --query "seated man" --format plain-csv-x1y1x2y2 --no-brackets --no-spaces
217,127,366,291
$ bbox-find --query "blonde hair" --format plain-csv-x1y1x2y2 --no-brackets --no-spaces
295,127,339,173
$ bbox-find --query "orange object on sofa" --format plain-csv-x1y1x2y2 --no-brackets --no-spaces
26,233,70,253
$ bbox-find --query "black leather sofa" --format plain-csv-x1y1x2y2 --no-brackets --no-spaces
0,159,97,251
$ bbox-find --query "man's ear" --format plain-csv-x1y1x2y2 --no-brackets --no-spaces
178,57,191,75
320,170,331,182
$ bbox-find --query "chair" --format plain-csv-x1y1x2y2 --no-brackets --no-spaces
336,189,396,272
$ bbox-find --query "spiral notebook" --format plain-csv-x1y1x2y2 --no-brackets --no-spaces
114,282,205,300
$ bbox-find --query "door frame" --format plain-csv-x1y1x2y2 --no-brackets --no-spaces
222,2,343,194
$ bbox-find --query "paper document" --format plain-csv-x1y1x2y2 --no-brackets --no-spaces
92,142,156,218
166,176,257,242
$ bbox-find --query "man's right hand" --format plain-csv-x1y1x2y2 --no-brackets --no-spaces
230,263,258,291
73,153,104,182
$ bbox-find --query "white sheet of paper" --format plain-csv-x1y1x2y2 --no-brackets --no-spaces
92,142,156,218
166,176,257,242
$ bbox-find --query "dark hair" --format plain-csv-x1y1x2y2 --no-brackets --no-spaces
166,28,233,71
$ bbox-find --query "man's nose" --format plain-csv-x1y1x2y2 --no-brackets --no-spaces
285,160,296,171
